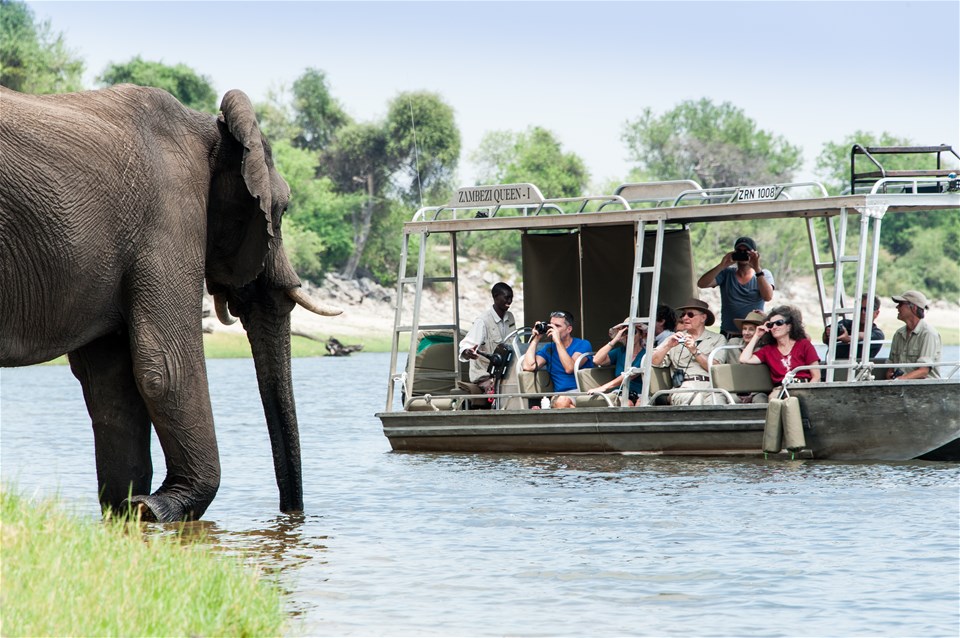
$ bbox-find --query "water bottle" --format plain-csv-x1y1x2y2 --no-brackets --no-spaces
540,396,551,410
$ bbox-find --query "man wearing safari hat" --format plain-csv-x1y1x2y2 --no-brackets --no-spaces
650,298,728,405
886,290,942,379
697,236,775,338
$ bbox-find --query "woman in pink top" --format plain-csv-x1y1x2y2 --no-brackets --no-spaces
739,305,821,385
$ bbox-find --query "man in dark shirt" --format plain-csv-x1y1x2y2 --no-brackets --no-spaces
822,294,884,359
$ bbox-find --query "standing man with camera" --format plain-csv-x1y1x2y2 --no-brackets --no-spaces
697,236,775,338
459,282,517,392
521,310,592,408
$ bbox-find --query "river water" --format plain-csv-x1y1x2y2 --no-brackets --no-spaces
2,352,958,636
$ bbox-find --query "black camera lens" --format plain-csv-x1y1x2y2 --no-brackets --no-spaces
534,321,548,334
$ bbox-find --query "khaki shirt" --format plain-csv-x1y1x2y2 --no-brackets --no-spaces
657,330,728,376
889,320,942,378
459,306,516,382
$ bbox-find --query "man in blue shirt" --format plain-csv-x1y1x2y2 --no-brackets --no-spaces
521,310,592,408
697,236,775,338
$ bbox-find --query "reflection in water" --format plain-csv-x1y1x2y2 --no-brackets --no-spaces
2,355,958,637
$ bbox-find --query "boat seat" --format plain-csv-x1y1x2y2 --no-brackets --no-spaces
711,363,774,394
518,369,553,394
576,366,615,392
648,366,674,404
574,366,617,407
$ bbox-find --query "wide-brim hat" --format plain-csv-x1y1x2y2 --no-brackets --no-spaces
892,290,930,309
674,298,715,326
734,310,767,330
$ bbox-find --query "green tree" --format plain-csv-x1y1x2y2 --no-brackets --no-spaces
621,98,802,188
271,140,363,282
815,130,958,195
465,126,589,263
472,126,589,198
97,56,217,112
384,90,461,206
291,68,351,152
813,132,959,299
0,0,83,93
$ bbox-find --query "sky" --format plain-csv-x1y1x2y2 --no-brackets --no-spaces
26,1,960,190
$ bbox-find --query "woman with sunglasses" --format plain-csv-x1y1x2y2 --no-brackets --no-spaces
739,305,821,386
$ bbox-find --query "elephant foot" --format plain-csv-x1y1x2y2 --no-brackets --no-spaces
122,494,196,523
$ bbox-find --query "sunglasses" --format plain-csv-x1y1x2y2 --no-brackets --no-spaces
681,311,703,319
765,319,789,328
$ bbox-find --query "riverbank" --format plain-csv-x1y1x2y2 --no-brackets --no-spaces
1,488,286,636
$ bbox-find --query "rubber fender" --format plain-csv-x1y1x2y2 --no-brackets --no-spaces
782,396,806,451
763,399,784,453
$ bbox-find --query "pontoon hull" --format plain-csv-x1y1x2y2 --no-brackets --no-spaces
380,405,768,454
790,380,960,461
379,380,960,461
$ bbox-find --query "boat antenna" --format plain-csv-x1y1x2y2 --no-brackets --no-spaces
409,98,424,210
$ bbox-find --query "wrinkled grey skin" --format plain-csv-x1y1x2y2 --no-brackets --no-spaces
0,85,312,522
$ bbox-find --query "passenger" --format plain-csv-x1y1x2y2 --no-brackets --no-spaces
458,282,517,392
650,299,728,405
697,236,775,338
591,318,646,406
739,305,821,390
653,304,677,346
521,310,592,409
726,309,765,348
822,294,884,360
724,310,769,404
886,290,942,379
610,304,674,346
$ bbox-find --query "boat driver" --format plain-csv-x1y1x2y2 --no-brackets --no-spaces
459,282,517,392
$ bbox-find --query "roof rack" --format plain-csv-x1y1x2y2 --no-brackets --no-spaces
850,144,959,194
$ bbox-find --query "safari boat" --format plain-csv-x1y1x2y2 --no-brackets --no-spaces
376,145,960,461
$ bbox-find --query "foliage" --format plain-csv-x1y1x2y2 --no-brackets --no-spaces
1,488,285,636
465,126,588,263
815,131,960,298
272,140,362,279
814,130,958,195
471,126,589,198
621,98,802,188
384,90,461,206
0,0,83,93
97,56,217,112
292,67,351,151
256,85,300,144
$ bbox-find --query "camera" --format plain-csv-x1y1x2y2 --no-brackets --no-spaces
484,343,514,379
732,250,750,262
533,321,549,335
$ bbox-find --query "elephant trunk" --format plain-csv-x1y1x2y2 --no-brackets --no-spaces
241,302,303,513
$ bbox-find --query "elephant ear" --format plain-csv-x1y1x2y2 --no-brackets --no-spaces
219,89,275,238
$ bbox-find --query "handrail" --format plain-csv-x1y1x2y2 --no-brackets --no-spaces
672,181,829,206
410,193,632,223
869,176,957,195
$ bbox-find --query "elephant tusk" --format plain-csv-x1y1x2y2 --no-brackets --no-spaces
287,288,342,317
213,294,238,325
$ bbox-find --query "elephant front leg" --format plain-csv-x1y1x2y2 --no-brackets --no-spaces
68,333,153,516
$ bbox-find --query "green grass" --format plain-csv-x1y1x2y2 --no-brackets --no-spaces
1,487,286,637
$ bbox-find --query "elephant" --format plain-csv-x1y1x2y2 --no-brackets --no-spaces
0,84,340,522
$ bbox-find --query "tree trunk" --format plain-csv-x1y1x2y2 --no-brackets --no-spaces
341,173,374,280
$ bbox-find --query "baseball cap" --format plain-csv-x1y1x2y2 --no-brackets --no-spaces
891,290,930,309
